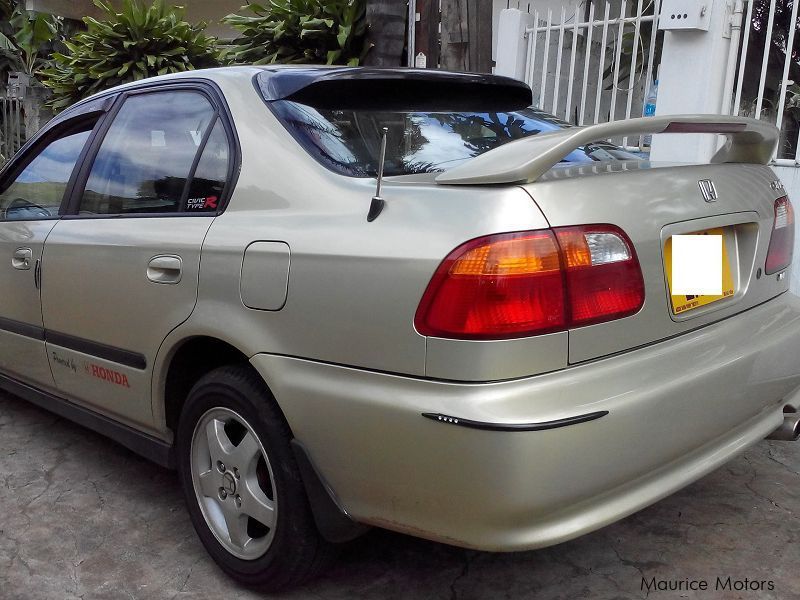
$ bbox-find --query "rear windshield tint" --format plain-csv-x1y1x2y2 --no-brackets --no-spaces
268,101,641,178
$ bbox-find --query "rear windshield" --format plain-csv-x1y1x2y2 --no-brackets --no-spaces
269,100,641,178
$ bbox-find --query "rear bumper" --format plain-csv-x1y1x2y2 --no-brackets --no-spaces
251,293,800,551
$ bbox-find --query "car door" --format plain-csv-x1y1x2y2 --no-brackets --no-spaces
41,85,234,429
0,113,100,389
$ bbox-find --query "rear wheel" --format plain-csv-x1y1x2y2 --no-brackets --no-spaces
176,365,333,590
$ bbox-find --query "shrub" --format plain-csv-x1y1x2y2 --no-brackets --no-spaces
42,0,219,111
0,5,61,81
222,0,368,66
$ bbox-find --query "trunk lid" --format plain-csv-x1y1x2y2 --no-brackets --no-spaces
521,160,791,364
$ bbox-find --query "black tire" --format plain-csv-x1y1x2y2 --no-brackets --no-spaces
176,364,334,590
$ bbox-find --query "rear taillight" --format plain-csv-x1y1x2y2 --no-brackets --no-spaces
765,196,794,275
414,231,566,339
555,226,645,327
414,225,644,340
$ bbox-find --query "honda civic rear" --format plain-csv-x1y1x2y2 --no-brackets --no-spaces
246,67,800,551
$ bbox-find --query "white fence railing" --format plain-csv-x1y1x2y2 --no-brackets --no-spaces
521,0,662,147
498,0,800,164
727,0,800,167
0,96,24,162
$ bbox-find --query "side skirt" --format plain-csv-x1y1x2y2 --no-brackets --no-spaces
0,372,175,469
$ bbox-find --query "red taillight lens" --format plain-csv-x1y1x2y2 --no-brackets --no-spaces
414,226,645,340
555,226,645,326
414,231,566,339
765,196,794,275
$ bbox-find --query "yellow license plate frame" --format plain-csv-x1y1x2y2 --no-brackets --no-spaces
664,227,735,315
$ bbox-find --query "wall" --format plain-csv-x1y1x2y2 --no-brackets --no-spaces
492,0,584,63
414,0,494,72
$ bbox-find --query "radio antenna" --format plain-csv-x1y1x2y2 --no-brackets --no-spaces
367,127,388,222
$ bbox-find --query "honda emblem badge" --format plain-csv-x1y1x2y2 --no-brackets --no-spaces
698,179,718,202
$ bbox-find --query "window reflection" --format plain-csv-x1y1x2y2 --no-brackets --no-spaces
183,119,229,212
0,127,91,220
80,92,216,215
272,102,641,177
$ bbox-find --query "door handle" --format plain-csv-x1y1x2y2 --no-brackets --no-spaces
12,247,32,270
147,255,182,284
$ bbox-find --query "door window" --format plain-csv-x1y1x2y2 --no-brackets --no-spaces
79,91,217,215
0,123,93,221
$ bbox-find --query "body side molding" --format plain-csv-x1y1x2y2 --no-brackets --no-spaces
0,316,45,341
45,331,147,370
0,318,147,370
422,410,609,432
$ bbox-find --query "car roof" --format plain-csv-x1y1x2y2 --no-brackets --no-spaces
79,65,263,100
67,65,533,114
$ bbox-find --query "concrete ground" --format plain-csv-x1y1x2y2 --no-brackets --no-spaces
1,390,798,600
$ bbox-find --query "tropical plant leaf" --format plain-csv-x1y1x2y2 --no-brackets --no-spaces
0,30,16,52
1,7,62,77
41,0,219,111
222,0,368,66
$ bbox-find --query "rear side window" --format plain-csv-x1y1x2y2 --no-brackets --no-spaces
0,123,93,220
183,119,229,212
79,91,218,215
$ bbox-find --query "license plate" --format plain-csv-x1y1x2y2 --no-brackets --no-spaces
664,227,735,314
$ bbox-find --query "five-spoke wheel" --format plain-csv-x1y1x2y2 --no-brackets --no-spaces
177,365,334,590
191,407,277,560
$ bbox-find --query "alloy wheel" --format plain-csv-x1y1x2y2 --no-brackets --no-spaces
189,407,278,560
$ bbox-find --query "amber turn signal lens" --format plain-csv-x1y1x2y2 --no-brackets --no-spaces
449,233,562,276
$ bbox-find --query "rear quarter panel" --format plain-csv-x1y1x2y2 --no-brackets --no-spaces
163,71,555,378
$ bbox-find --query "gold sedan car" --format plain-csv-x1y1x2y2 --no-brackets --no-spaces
0,66,797,590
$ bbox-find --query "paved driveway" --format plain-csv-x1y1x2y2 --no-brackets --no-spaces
1,390,798,600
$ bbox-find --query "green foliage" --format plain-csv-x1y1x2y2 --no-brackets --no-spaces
223,0,368,67
0,6,60,78
783,83,800,117
42,0,220,111
0,0,15,21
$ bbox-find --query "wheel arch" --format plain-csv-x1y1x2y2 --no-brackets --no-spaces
155,335,367,543
158,335,255,434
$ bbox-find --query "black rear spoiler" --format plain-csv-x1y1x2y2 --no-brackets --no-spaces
255,66,533,111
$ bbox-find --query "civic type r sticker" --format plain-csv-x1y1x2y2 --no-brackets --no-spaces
186,195,218,210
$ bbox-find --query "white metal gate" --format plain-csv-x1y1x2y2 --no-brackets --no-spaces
727,0,800,166
521,0,662,140
0,97,24,163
